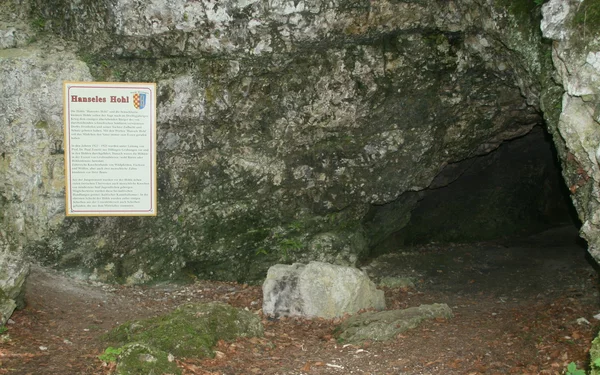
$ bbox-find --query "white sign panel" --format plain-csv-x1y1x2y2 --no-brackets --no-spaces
63,82,157,216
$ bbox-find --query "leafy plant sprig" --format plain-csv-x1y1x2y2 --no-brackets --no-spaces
98,346,123,363
565,362,586,375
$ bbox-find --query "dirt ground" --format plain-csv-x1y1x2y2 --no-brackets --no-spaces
1,225,599,375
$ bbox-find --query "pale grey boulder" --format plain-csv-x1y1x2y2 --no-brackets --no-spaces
262,261,385,319
336,303,453,343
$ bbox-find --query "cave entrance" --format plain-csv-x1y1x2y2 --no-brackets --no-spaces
382,126,578,249
364,126,598,299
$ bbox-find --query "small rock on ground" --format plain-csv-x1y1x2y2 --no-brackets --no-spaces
336,303,453,343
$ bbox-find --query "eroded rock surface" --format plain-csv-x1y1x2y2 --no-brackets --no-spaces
0,41,92,324
541,0,600,264
0,0,551,290
263,261,385,319
336,303,454,343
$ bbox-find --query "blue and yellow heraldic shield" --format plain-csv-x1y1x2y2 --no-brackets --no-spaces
133,92,147,110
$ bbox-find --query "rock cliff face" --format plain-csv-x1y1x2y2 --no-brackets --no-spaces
0,0,585,322
541,0,600,264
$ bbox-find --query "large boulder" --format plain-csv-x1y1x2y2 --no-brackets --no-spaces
262,261,385,319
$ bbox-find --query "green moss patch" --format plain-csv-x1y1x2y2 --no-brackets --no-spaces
573,0,600,37
496,0,542,31
501,0,539,19
34,120,48,129
116,343,181,375
104,302,263,359
591,332,600,375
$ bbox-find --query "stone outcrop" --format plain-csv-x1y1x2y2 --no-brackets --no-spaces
336,303,454,343
541,0,600,264
11,0,600,320
262,261,385,318
0,0,550,290
0,36,92,323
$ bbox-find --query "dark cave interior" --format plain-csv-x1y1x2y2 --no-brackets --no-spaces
364,125,598,296
378,125,579,251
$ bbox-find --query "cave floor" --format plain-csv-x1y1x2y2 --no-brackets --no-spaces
2,225,599,375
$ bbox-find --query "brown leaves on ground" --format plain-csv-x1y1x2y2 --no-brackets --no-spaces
2,242,599,375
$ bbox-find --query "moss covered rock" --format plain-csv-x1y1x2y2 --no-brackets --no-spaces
116,343,181,375
105,302,263,359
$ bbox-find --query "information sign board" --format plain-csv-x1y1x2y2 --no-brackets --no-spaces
63,82,157,216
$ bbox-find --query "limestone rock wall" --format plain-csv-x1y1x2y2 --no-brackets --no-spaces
0,1,97,323
0,0,550,301
0,45,93,323
541,0,600,263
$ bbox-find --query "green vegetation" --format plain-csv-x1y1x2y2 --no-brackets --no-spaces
77,52,125,82
252,218,309,262
98,346,122,363
104,302,263,358
595,358,600,370
566,362,586,375
255,247,269,256
255,233,305,262
279,237,303,261
31,17,46,32
116,343,181,375
495,0,545,37
573,0,600,37
423,32,448,48
100,303,264,374
498,0,538,19
591,332,600,375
